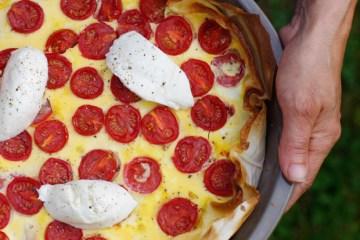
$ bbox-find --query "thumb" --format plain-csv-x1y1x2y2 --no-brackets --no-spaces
279,113,313,183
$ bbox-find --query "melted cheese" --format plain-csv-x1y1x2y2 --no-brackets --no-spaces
0,0,259,239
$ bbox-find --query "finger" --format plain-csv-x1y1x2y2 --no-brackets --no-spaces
285,127,339,211
285,182,308,211
285,150,326,211
279,113,314,183
279,1,303,44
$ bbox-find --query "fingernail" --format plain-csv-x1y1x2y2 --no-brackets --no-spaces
288,164,307,182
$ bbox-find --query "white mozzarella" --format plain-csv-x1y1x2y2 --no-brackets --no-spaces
0,47,48,141
106,31,194,110
38,180,137,230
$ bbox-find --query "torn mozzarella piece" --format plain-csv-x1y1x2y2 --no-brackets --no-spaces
38,180,137,230
0,47,48,141
106,31,194,110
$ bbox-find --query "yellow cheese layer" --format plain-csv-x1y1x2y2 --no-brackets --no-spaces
0,0,256,239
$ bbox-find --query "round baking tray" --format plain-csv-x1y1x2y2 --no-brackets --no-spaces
224,1,294,239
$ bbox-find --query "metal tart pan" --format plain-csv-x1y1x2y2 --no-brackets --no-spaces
227,1,294,239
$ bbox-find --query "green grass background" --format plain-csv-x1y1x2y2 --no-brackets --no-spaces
255,1,360,239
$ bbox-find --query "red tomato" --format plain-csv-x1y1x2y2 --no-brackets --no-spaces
157,198,198,236
204,159,236,197
79,149,119,181
46,53,73,89
0,231,8,240
124,157,162,194
78,22,116,60
181,59,214,97
155,16,193,55
32,99,53,125
45,220,83,240
172,136,211,173
72,105,104,136
85,236,107,240
70,67,104,99
39,158,73,185
191,95,228,131
110,75,140,103
0,48,16,76
34,120,69,153
117,9,152,39
198,19,231,54
141,106,179,145
105,105,141,143
140,0,166,23
211,50,245,87
45,29,78,54
6,177,42,215
96,0,122,22
60,0,96,20
7,0,44,33
0,193,10,229
0,131,32,161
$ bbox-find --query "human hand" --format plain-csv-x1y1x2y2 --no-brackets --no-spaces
276,0,357,210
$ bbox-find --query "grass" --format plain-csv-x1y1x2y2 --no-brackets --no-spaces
255,1,360,239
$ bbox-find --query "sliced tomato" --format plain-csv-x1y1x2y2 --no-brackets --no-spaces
140,0,166,23
155,16,193,55
85,236,107,240
6,177,42,215
96,0,122,22
79,149,119,181
110,75,140,103
105,105,141,143
181,59,214,97
46,53,73,89
211,50,245,87
78,22,116,60
7,0,44,33
0,231,8,240
198,19,231,54
45,29,78,54
0,48,16,76
32,99,53,125
204,159,236,197
141,106,179,145
172,136,211,173
117,9,152,39
45,220,83,240
0,193,10,229
34,120,69,153
60,0,96,20
157,197,198,236
191,95,227,131
70,67,104,99
0,131,32,161
124,157,162,194
39,158,73,185
72,105,104,136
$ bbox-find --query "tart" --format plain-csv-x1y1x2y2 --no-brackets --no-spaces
0,0,276,239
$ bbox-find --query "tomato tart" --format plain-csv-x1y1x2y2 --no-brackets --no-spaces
0,0,276,239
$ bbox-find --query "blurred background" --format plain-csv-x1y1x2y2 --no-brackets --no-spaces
255,1,360,239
